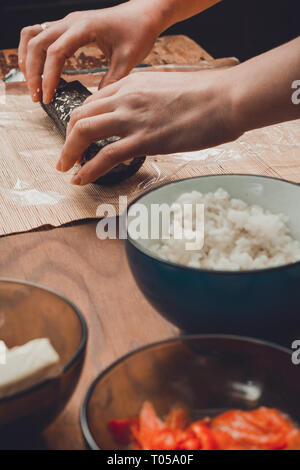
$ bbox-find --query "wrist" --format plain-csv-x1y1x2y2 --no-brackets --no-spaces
129,0,177,34
222,67,248,140
224,39,300,134
207,68,245,145
131,0,222,33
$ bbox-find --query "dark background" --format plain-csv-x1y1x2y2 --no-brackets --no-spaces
0,0,299,61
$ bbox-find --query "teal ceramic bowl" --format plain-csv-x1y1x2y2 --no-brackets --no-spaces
126,175,300,347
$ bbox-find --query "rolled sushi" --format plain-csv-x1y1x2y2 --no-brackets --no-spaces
40,78,145,185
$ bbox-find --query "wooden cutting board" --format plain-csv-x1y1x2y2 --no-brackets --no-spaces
0,35,239,81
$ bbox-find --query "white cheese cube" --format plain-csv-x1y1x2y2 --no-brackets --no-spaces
0,338,62,399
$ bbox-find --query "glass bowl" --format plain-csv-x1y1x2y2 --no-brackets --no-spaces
81,335,299,450
0,278,87,436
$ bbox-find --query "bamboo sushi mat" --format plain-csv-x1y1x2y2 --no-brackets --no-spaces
0,80,300,236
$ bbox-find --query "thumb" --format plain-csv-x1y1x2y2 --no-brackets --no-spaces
73,137,142,185
98,54,133,89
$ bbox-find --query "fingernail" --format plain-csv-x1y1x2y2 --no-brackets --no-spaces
33,88,41,102
43,92,52,104
71,174,82,185
31,91,38,102
56,160,63,171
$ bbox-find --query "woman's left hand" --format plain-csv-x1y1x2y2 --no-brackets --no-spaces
57,70,241,185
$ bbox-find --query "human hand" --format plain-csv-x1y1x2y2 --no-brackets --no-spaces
18,1,162,104
57,70,241,185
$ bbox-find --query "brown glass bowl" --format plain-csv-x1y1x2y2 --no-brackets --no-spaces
81,335,300,450
0,278,87,433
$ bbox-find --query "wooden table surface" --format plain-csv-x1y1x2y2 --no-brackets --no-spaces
0,35,214,450
1,32,300,450
1,33,300,450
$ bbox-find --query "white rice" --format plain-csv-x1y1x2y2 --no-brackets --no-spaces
149,188,300,271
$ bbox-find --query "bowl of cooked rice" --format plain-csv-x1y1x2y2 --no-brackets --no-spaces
125,174,300,346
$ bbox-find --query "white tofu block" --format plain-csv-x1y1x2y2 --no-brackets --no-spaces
0,338,62,399
0,340,6,365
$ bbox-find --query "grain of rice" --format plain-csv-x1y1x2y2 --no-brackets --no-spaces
149,188,300,271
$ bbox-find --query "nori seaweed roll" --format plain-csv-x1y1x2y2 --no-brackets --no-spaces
40,78,145,185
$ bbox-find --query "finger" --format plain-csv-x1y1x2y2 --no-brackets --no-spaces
25,24,66,102
42,26,91,104
84,81,121,105
99,54,132,89
66,96,116,137
18,21,58,76
18,24,43,76
58,113,122,171
70,137,142,185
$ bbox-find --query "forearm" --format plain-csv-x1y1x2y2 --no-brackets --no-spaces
230,37,300,134
130,0,221,34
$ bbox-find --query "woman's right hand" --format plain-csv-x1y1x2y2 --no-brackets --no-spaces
18,0,163,104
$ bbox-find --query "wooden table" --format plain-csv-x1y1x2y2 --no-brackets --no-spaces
0,36,215,450
2,35,299,450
